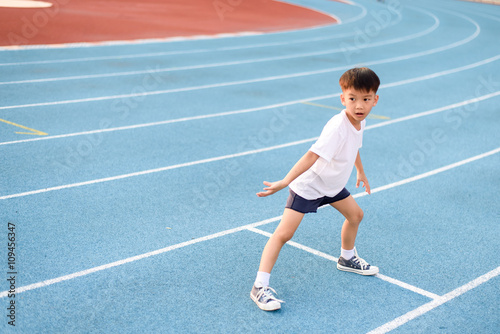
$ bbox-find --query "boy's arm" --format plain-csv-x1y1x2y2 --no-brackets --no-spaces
257,150,319,197
355,151,371,194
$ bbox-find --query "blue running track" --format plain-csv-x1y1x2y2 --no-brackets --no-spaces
0,0,499,333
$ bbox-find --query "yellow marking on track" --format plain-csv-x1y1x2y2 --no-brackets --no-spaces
0,118,48,136
300,101,390,120
368,114,391,120
301,101,342,111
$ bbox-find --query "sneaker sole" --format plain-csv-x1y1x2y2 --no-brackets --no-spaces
337,263,379,276
250,292,281,311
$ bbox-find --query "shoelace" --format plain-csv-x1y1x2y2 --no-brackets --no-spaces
256,286,284,304
351,247,370,269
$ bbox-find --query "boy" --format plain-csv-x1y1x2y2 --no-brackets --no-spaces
250,67,380,311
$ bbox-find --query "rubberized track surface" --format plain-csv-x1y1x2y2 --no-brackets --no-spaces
0,0,338,46
0,0,499,333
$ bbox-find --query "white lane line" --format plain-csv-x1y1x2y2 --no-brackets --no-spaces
0,97,330,146
1,148,496,298
366,90,500,131
0,216,283,299
1,47,496,116
246,227,441,300
272,0,344,22
374,274,441,300
0,13,480,111
381,55,500,89
2,90,499,199
17,6,470,87
338,1,367,24
0,31,267,52
247,226,340,263
1,82,498,148
367,266,500,334
0,1,365,56
0,138,317,200
466,10,500,23
367,147,500,197
0,30,358,67
0,8,412,85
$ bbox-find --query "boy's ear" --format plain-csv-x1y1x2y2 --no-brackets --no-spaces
340,93,346,106
373,94,379,106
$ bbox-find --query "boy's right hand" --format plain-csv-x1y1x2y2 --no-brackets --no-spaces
256,180,286,197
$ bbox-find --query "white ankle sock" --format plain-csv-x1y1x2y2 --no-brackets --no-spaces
341,248,355,260
255,271,270,287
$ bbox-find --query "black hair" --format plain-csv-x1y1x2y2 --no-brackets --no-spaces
339,67,380,93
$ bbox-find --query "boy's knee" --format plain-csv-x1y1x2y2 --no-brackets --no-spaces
351,208,364,225
273,229,294,244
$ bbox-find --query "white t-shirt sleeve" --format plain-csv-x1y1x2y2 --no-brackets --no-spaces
309,118,345,162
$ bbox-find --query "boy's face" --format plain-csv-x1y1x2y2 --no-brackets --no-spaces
340,88,379,128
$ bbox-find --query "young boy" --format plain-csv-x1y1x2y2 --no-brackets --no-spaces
250,67,380,311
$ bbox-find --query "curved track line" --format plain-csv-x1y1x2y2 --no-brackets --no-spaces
7,1,495,69
1,58,499,147
2,89,499,199
0,1,365,52
6,8,443,85
339,1,367,25
0,11,483,111
0,6,371,66
273,0,344,23
0,1,372,66
0,28,358,67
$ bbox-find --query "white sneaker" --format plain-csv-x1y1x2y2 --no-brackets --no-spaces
250,284,283,311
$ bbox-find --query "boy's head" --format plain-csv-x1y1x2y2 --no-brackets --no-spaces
339,68,380,127
339,67,380,94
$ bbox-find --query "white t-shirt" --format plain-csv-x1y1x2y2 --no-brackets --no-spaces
289,110,365,200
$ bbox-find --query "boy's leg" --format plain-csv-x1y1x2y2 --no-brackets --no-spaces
258,208,305,274
329,195,363,250
251,208,304,311
330,195,378,275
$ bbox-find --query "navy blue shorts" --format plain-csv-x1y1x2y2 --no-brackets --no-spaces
285,188,351,214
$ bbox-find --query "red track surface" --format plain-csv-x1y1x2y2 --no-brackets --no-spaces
0,0,338,47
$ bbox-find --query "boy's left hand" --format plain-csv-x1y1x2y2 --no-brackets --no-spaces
356,172,371,195
257,180,286,197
